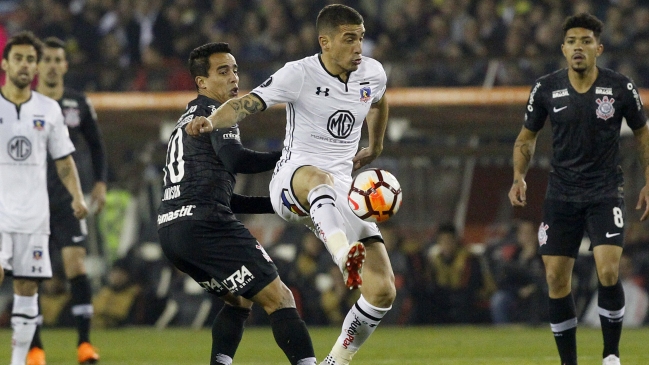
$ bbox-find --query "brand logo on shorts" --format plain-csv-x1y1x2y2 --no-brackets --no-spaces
538,223,549,246
157,205,196,224
198,278,224,292
223,265,255,293
596,96,615,120
256,243,273,263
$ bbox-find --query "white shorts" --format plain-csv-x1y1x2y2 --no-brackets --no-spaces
0,232,52,279
269,165,382,243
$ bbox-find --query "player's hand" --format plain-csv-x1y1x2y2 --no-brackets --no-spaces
636,184,649,221
185,116,214,136
352,147,381,171
72,198,89,220
90,181,107,214
509,179,527,207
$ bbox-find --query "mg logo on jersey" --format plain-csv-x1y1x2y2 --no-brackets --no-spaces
223,265,255,292
8,136,32,161
327,110,355,139
596,96,615,121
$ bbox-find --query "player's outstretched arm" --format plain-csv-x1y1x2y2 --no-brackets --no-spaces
509,126,538,207
633,124,649,220
353,95,389,171
186,94,265,136
55,155,89,219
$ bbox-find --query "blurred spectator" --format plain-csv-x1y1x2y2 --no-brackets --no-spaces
582,253,649,328
424,223,496,324
92,258,141,328
487,219,547,324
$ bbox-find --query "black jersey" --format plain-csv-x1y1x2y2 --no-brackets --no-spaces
157,95,280,228
524,68,647,202
47,88,107,210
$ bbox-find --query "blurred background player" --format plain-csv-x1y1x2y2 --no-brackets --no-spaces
187,5,394,365
26,36,106,365
0,31,88,365
509,13,649,365
157,42,316,365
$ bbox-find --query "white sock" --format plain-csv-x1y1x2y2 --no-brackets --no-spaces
11,294,39,365
326,295,391,365
308,184,349,262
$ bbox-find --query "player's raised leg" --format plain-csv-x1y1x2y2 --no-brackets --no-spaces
593,245,624,365
543,255,578,365
321,239,395,365
293,166,365,289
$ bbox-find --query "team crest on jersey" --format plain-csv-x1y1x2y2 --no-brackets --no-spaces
596,96,615,120
33,248,43,260
33,119,45,130
280,189,308,216
360,87,371,102
63,108,80,127
538,223,549,246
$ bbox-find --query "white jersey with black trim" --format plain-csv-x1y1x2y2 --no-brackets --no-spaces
251,54,387,177
0,91,75,234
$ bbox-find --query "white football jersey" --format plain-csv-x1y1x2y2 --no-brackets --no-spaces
251,54,387,177
0,91,75,234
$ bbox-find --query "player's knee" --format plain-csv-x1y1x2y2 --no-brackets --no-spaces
597,266,619,286
545,271,570,291
365,276,396,308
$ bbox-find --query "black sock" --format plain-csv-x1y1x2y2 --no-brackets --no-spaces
211,305,251,365
598,280,624,358
549,294,578,365
268,308,316,365
30,324,43,349
70,275,92,345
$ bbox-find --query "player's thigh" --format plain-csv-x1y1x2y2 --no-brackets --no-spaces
585,198,625,248
2,232,53,280
270,165,312,222
538,199,586,259
158,220,279,300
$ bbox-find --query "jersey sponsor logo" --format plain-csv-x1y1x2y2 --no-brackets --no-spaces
538,223,549,246
595,87,612,96
157,204,196,224
8,136,32,161
552,89,569,98
259,76,273,88
256,243,273,263
360,87,371,102
527,82,541,112
316,87,330,96
280,189,308,216
63,108,81,127
33,119,45,131
222,132,240,141
162,185,181,201
595,96,615,120
223,265,255,292
198,278,223,292
327,110,355,139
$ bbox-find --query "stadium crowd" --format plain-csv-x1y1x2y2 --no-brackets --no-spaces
0,0,648,90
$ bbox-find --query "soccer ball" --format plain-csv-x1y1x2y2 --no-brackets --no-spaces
348,168,402,223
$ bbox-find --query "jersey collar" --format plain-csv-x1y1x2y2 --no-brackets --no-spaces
318,54,353,87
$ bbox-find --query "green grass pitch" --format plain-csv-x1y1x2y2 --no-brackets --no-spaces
2,326,649,364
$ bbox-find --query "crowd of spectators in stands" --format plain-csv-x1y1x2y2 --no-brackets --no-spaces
0,0,648,90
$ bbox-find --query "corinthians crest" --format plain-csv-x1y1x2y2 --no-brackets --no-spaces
595,96,615,120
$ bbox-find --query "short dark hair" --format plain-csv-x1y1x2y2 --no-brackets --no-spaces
43,36,66,50
562,13,604,40
3,30,43,62
188,42,232,81
316,4,364,35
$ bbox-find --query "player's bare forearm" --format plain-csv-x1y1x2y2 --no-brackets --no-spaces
210,94,264,129
366,95,389,155
633,125,649,180
512,127,538,181
55,156,85,202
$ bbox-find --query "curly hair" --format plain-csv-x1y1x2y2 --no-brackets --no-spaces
562,13,604,39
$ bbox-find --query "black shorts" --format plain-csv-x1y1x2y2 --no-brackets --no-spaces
49,206,87,250
158,220,278,299
538,198,625,258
